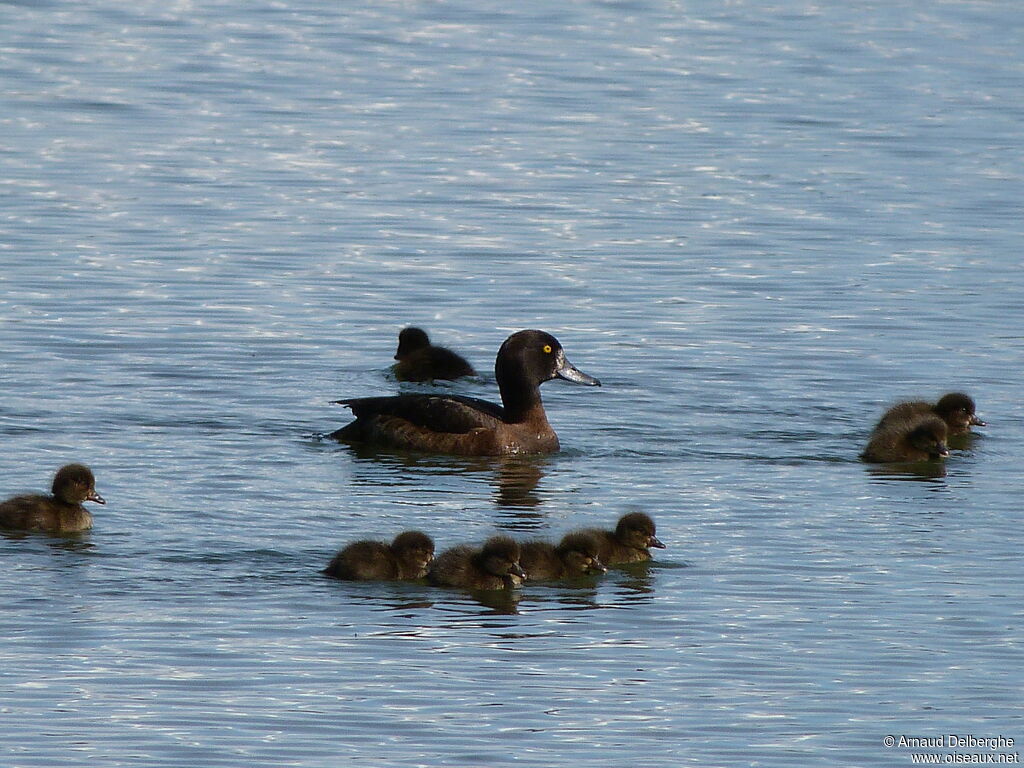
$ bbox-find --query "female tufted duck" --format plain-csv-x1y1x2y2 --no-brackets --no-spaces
573,512,666,565
0,464,105,534
519,531,607,581
428,535,526,590
331,329,600,455
323,530,435,581
393,326,476,381
861,413,949,463
875,392,984,436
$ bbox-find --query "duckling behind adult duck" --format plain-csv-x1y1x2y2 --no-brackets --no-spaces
0,464,105,534
323,530,435,581
861,413,950,463
393,326,476,382
331,329,600,456
875,392,985,436
428,535,526,590
574,512,666,565
519,531,607,581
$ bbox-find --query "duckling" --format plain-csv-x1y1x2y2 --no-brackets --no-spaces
323,530,434,581
331,329,600,456
0,464,105,534
519,531,607,581
861,413,950,463
574,512,666,565
875,392,985,436
393,326,476,382
428,535,526,590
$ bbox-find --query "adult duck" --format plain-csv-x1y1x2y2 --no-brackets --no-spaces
329,329,600,455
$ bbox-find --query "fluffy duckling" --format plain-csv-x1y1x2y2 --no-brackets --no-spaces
393,326,476,382
323,530,435,581
519,531,607,581
0,464,105,534
875,392,985,436
574,512,666,565
428,535,526,590
861,413,950,463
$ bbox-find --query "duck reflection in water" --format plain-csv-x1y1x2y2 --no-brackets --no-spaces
335,451,551,526
492,456,547,510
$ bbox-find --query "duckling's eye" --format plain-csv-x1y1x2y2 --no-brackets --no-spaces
542,344,552,354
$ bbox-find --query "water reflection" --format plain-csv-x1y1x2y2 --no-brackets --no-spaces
523,583,603,611
325,572,640,617
864,462,948,481
1,529,96,553
334,446,554,524
491,457,546,510
326,579,436,612
948,432,983,452
463,588,521,615
325,573,525,615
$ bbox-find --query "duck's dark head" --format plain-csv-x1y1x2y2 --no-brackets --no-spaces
556,531,607,574
479,535,527,580
907,415,950,459
392,530,435,573
395,327,431,360
494,330,600,413
935,392,984,431
615,512,665,551
52,464,105,506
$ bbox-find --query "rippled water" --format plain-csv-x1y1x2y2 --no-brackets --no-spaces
1,1,1022,766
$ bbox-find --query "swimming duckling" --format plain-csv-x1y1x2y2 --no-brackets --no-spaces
0,464,105,534
428,535,526,590
393,326,476,382
875,392,984,437
519,531,607,581
861,413,950,463
323,530,435,581
332,329,600,455
574,512,666,565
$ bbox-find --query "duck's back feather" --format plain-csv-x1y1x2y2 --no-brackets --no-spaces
338,394,505,434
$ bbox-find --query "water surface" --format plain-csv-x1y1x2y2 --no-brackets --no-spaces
1,1,1022,766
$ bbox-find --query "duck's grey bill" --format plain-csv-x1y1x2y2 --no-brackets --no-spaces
557,359,601,387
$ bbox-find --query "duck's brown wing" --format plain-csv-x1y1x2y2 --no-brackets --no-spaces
329,395,507,451
340,394,503,432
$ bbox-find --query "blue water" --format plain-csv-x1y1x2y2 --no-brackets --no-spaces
1,1,1022,766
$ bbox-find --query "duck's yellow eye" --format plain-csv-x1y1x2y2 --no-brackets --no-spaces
543,344,552,354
